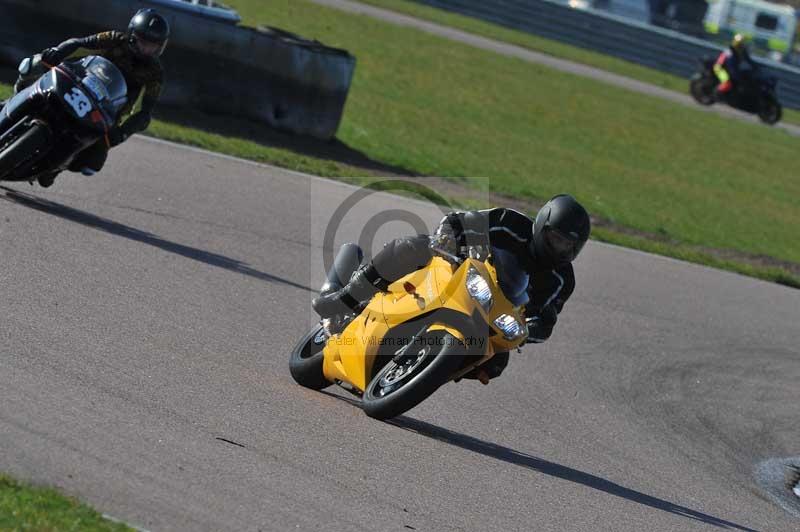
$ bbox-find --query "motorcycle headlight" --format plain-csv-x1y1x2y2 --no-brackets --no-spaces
466,267,493,312
494,314,526,340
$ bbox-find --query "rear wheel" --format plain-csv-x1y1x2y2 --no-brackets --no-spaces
758,98,782,125
0,122,50,180
362,331,466,420
289,325,330,390
689,75,716,106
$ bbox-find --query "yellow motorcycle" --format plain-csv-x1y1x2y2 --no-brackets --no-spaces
290,241,530,420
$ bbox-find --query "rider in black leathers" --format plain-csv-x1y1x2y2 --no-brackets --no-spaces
313,195,591,383
4,9,169,186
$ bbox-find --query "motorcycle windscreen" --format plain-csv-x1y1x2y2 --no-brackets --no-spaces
491,246,529,307
72,56,129,118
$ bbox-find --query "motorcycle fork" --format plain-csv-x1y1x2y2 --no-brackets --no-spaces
0,118,34,148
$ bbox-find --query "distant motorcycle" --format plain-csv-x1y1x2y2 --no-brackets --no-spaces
690,57,782,125
0,54,128,184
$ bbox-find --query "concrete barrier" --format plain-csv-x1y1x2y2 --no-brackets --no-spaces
0,0,356,139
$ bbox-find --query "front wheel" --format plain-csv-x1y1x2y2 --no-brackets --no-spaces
0,121,50,180
289,325,330,390
758,97,782,125
362,331,466,420
689,75,716,106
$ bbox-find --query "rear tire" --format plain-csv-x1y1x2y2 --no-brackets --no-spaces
289,325,330,390
362,331,466,420
758,98,782,125
0,122,50,180
689,75,716,106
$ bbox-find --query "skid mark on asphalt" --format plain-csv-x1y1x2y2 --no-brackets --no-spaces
216,437,247,448
0,186,315,293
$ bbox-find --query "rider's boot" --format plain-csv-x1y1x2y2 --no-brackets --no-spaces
312,263,389,318
37,172,58,188
313,235,434,319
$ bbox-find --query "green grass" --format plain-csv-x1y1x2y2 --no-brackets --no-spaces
358,0,688,91
146,119,366,178
0,474,133,531
354,0,800,127
592,227,800,288
228,1,800,265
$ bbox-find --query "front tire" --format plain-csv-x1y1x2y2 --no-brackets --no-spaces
362,331,466,420
758,97,782,125
0,122,50,180
689,75,716,106
289,325,330,390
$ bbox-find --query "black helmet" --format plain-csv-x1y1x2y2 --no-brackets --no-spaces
731,33,748,57
529,194,591,267
128,9,170,59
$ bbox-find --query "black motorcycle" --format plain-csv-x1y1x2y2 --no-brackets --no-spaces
689,57,782,125
0,54,128,185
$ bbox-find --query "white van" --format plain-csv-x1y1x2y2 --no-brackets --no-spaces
704,0,796,61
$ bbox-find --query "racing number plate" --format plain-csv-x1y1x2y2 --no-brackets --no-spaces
63,87,93,118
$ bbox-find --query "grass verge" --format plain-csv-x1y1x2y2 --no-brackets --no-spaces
230,1,800,267
591,227,800,288
147,118,366,178
354,0,800,126
358,0,689,90
0,473,133,531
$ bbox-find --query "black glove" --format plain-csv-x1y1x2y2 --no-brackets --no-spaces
526,304,557,344
432,213,462,257
433,211,490,261
440,211,488,245
40,47,62,66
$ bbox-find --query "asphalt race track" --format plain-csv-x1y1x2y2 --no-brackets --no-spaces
1,137,798,531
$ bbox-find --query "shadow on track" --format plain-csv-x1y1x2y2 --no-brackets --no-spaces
0,186,315,292
318,391,756,531
153,105,418,177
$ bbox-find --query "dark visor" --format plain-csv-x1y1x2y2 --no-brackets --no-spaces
133,34,166,57
545,228,583,262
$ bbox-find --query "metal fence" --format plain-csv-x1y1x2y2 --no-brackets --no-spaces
410,0,800,109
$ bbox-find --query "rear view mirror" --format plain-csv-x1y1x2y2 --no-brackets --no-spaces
18,57,31,76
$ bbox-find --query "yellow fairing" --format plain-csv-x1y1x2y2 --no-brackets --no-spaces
322,256,527,392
